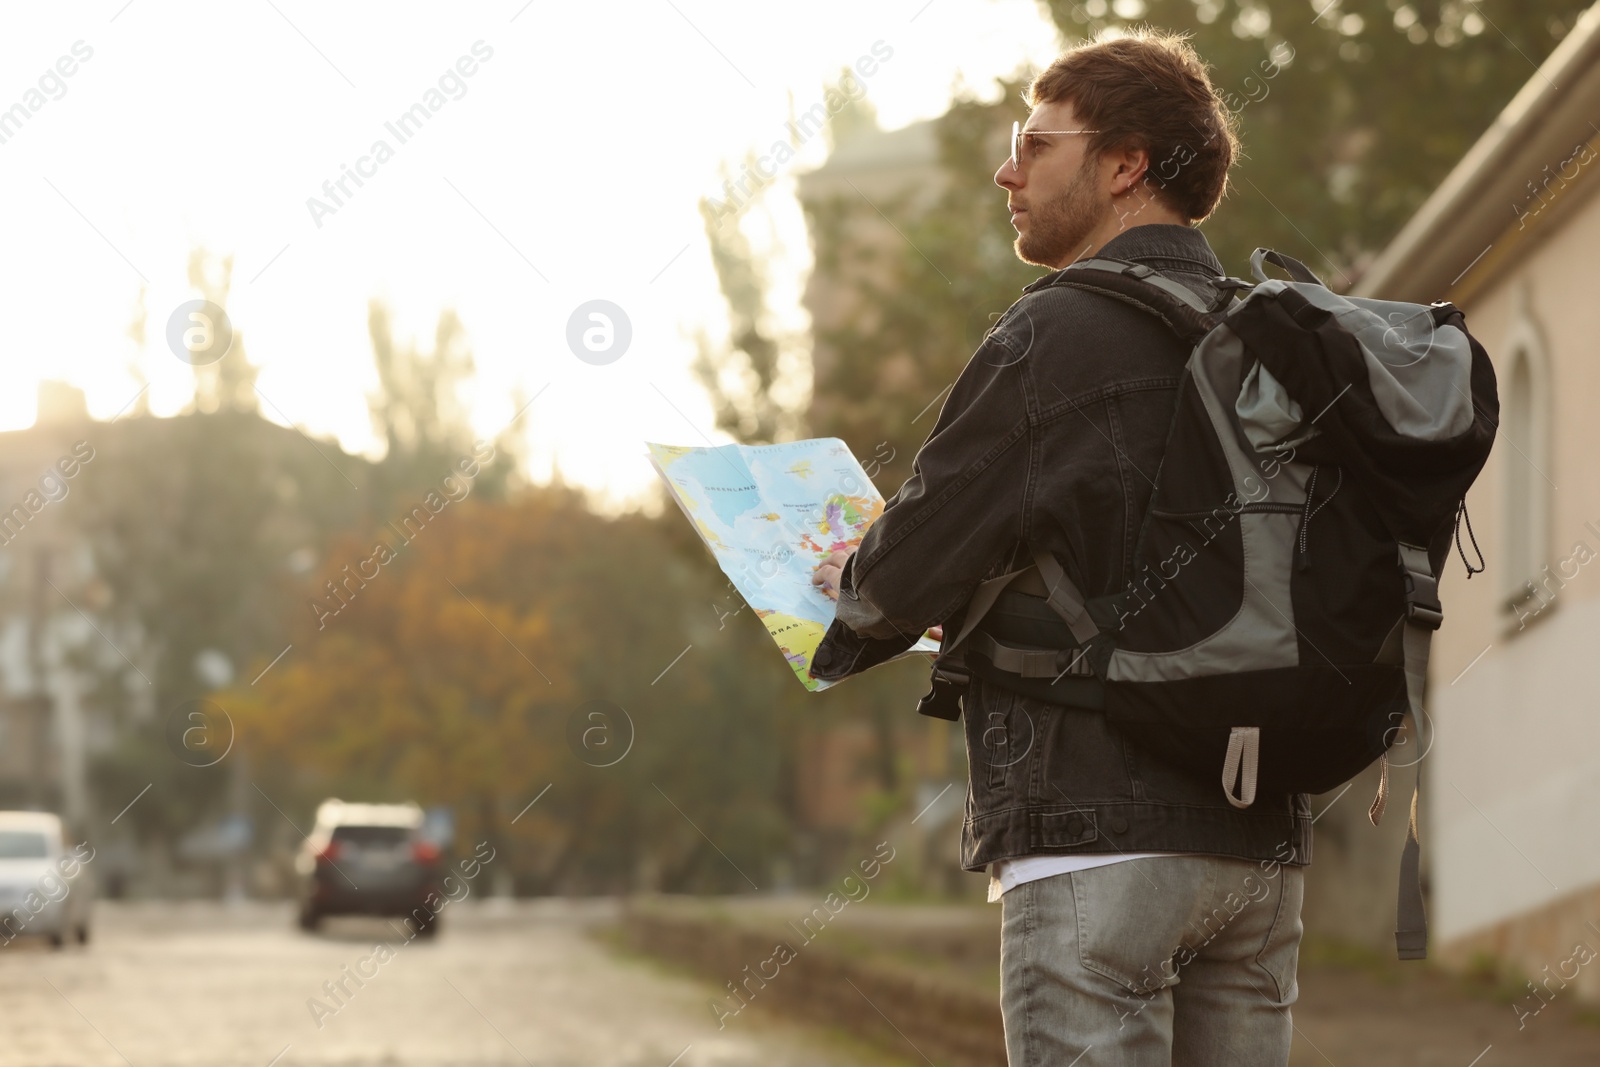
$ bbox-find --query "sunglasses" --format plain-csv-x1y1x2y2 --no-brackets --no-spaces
1011,120,1101,170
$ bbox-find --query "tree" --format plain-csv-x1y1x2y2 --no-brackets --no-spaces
688,66,884,449
692,170,811,447
365,300,527,516
184,247,260,414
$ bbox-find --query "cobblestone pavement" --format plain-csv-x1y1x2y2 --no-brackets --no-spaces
0,899,905,1067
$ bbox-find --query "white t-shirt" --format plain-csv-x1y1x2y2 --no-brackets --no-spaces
987,852,1191,903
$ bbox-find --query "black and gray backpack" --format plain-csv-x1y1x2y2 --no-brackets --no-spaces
920,249,1498,959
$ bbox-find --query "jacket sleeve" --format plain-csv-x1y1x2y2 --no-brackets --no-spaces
822,331,1033,648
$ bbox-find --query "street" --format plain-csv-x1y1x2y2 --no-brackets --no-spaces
0,899,902,1067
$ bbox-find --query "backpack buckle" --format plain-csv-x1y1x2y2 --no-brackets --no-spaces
1398,548,1443,630
916,662,970,721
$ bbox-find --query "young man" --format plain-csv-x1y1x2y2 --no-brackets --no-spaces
810,30,1310,1067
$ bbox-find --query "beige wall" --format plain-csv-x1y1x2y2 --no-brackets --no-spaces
1428,173,1600,960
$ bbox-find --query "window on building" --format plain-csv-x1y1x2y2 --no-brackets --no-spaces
1500,314,1552,629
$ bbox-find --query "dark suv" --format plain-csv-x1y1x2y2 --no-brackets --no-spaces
294,800,443,935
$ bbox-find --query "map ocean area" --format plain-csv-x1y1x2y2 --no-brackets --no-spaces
646,438,939,692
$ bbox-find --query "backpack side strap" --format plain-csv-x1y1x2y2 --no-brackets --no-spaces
1389,541,1438,960
1396,760,1427,960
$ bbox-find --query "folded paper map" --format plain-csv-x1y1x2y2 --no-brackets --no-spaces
646,438,940,691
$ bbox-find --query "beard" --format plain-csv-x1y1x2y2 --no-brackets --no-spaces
1014,157,1111,269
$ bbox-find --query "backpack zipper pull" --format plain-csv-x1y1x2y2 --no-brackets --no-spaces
1454,498,1486,578
1297,464,1319,572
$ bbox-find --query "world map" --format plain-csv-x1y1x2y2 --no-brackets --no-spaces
647,438,939,691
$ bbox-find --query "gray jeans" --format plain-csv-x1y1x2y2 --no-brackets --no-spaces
999,855,1305,1066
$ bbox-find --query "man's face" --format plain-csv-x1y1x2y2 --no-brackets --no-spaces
994,101,1112,269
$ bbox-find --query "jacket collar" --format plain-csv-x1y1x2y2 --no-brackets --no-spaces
1022,224,1224,294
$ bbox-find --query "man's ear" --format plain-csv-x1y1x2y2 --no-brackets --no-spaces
1113,145,1152,193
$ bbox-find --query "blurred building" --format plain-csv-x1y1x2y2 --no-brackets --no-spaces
0,382,105,825
796,118,942,436
1355,2,1600,995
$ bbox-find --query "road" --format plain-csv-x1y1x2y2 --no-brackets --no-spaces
0,899,905,1067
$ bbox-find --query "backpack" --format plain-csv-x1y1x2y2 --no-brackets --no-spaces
919,249,1499,960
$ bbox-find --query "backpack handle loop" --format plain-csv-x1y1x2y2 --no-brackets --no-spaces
1250,248,1325,287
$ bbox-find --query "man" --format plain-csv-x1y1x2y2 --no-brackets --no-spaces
809,30,1311,1067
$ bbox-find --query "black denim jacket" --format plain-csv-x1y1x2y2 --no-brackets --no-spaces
811,223,1312,872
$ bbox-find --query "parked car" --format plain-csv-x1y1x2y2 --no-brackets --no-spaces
293,800,442,935
0,811,93,949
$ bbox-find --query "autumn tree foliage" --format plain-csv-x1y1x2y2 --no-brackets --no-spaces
226,484,838,893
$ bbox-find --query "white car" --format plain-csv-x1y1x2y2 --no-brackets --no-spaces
0,812,94,948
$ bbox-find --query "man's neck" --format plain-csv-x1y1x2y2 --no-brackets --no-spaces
1068,203,1190,265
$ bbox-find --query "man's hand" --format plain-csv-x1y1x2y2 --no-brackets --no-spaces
812,547,857,601
814,547,943,645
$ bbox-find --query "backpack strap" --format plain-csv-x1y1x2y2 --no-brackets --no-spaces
1029,546,1100,646
945,565,1038,652
914,563,1038,721
1388,541,1439,960
1221,726,1261,809
914,547,1103,718
1249,247,1325,286
964,631,1098,679
1071,258,1219,312
929,546,1101,669
1396,758,1427,960
1032,259,1225,344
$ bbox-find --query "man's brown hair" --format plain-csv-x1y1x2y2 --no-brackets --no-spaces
1027,29,1240,223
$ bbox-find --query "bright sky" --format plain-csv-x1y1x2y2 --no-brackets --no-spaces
0,0,1062,514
